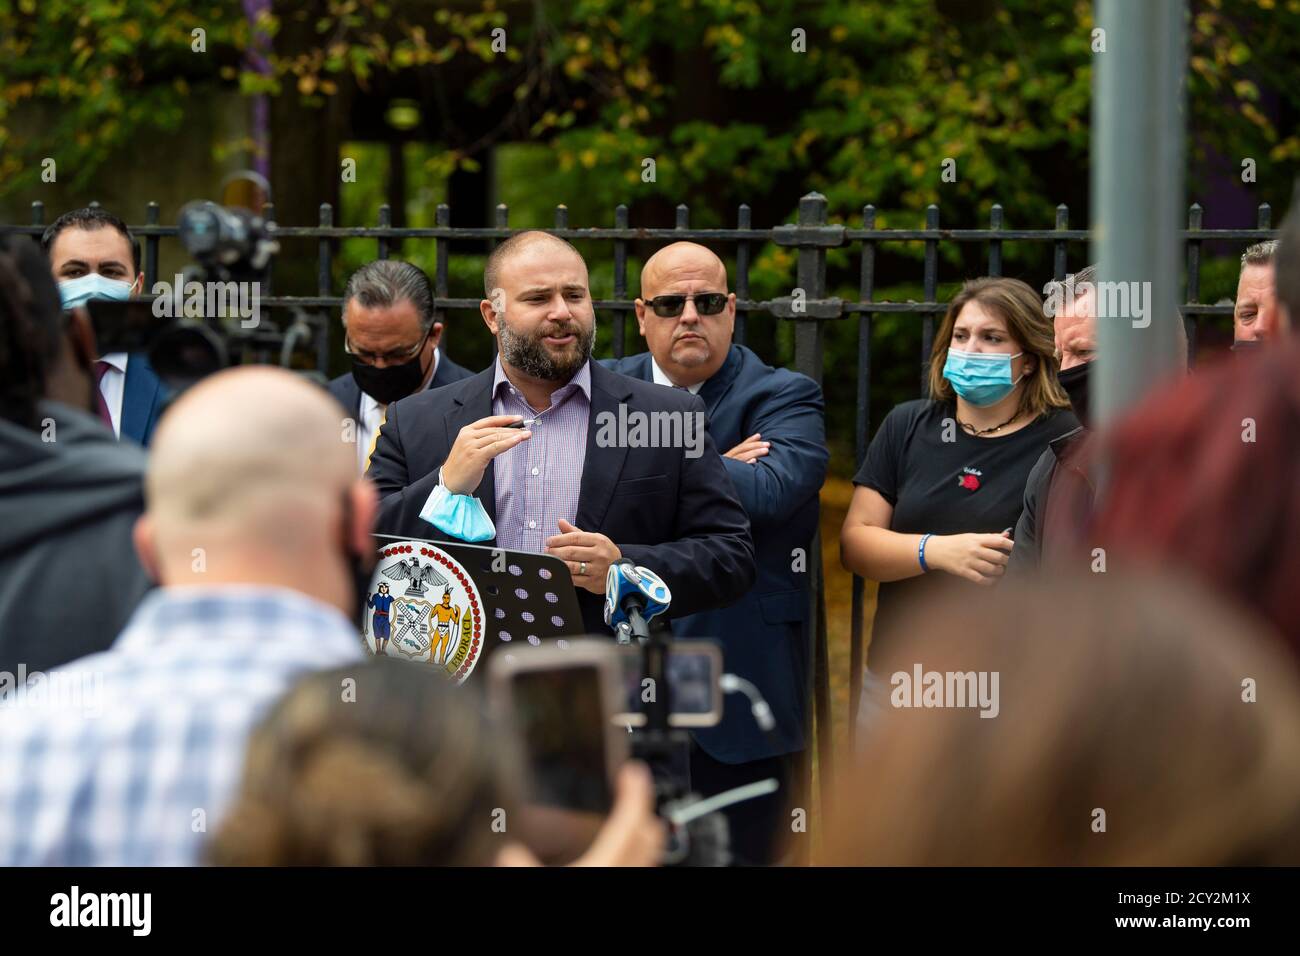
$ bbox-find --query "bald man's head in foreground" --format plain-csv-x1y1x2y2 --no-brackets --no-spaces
132,367,378,618
636,242,736,388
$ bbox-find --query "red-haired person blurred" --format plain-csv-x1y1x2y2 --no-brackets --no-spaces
1092,339,1300,648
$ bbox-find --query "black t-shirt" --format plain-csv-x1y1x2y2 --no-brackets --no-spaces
853,399,1079,658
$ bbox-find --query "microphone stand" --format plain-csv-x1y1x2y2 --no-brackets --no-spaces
622,601,731,865
621,602,674,763
609,567,760,865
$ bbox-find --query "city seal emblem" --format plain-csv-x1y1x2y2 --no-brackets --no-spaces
362,540,484,684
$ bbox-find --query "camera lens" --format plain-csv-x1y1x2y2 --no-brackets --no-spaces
177,202,222,259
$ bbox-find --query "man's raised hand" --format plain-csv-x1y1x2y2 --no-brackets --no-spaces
441,414,531,495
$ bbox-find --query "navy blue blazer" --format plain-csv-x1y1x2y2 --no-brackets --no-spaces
326,349,474,418
366,361,756,637
120,352,165,447
604,345,828,764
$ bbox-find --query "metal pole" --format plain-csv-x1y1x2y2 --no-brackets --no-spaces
1092,0,1187,426
848,204,875,748
792,192,830,855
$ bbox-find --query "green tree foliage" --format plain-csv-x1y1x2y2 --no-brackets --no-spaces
5,0,1297,213
4,0,1293,332
3,0,1296,463
0,0,246,192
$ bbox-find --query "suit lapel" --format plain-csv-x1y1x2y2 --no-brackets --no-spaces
121,353,161,444
576,363,633,531
342,376,362,418
448,367,498,523
624,352,653,382
696,344,743,418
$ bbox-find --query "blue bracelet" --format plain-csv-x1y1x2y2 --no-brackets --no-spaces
918,533,933,573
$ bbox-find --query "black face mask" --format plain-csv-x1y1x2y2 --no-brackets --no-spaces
349,332,432,405
1231,338,1263,354
1058,361,1092,429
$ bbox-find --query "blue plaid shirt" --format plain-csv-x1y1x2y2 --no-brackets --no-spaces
0,585,365,866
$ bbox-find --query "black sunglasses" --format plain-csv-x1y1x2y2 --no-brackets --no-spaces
645,292,728,318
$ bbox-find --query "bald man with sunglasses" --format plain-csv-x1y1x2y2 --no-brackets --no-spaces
604,241,828,865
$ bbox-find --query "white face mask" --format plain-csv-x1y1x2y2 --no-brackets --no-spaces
58,273,134,311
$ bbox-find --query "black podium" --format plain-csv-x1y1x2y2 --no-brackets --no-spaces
360,533,588,683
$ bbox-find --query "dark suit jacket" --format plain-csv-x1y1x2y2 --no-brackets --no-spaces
604,345,828,763
366,360,756,636
326,349,474,418
120,353,166,447
1006,426,1092,578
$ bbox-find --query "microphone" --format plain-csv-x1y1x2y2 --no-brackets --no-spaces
603,559,672,643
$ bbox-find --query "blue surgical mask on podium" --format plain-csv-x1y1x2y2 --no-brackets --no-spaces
942,348,1025,407
58,273,134,311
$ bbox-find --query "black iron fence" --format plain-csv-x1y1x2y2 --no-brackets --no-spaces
1,193,1280,805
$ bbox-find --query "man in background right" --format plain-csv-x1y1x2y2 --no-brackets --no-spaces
1233,240,1278,348
1009,262,1192,577
1005,266,1097,576
1272,200,1300,340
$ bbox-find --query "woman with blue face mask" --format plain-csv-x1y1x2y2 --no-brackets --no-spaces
841,277,1077,672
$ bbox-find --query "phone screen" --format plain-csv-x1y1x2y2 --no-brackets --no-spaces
511,664,613,814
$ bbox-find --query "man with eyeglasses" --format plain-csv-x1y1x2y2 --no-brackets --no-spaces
327,260,474,473
605,241,828,865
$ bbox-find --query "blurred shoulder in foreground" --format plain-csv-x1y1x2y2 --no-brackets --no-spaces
824,572,1300,866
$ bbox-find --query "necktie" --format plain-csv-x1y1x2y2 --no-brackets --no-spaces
93,360,115,431
365,404,388,472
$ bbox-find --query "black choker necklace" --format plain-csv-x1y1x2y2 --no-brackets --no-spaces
958,395,1028,436
958,413,1020,436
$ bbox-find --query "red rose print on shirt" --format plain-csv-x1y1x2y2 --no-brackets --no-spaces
958,474,981,491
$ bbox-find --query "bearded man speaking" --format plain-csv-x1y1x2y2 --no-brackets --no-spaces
367,231,754,635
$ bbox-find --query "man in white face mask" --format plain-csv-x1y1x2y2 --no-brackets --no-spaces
42,207,165,446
